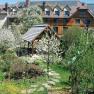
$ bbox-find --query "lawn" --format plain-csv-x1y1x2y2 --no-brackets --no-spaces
0,75,48,94
0,57,71,94
50,63,70,88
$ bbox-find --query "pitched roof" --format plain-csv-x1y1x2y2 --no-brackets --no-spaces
87,4,94,15
31,1,78,6
0,5,5,9
32,1,90,17
31,1,78,9
0,4,16,9
22,24,49,42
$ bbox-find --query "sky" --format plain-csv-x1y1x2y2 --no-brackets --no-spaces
0,0,94,4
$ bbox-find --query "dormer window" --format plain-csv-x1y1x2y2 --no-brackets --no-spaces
45,8,50,15
64,8,70,16
54,8,60,16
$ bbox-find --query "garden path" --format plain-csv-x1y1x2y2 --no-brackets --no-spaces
21,68,61,94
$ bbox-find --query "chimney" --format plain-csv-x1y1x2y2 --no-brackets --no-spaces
82,3,85,6
5,2,8,11
43,1,46,11
25,0,30,7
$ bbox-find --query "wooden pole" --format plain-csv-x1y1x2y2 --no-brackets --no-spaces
32,41,34,55
28,42,30,55
47,39,50,78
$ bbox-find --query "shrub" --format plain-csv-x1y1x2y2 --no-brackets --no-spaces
33,59,44,65
0,71,4,81
0,29,15,52
5,63,44,79
0,51,23,72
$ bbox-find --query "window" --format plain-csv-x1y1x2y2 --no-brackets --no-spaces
63,18,68,25
64,8,70,16
64,11,70,16
54,18,58,26
79,10,86,16
54,8,60,16
45,11,50,15
55,10,60,16
76,19,80,24
53,27,58,32
45,8,50,15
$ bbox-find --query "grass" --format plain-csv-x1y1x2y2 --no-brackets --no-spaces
0,57,48,94
32,87,48,94
9,75,48,89
0,75,48,94
0,56,71,94
0,71,4,81
0,81,21,94
50,63,70,88
32,91,48,94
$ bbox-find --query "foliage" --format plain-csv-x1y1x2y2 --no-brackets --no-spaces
0,71,4,80
61,27,94,94
11,23,23,47
0,50,18,72
6,63,44,79
17,5,43,33
0,29,15,52
33,59,46,68
36,33,61,64
60,27,83,58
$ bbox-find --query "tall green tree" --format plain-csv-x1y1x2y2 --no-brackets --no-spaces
61,27,94,94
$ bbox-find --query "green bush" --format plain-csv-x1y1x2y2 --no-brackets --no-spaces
0,71,4,81
0,49,24,73
33,59,47,69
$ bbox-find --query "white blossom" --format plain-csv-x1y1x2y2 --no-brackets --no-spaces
0,29,15,49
